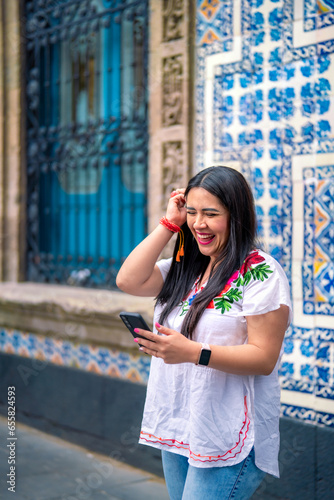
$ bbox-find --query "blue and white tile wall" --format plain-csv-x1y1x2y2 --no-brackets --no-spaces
0,329,151,385
196,0,334,427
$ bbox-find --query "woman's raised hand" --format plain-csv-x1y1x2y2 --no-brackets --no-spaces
165,188,187,227
116,191,187,297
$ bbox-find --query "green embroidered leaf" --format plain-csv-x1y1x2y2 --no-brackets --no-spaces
242,271,252,286
214,287,242,314
180,301,189,316
235,276,244,287
225,288,243,301
214,297,233,314
250,263,273,282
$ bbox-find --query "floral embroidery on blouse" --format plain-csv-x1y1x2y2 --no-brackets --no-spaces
180,250,273,316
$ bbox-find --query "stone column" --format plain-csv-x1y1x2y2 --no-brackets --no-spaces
148,0,195,243
0,0,26,282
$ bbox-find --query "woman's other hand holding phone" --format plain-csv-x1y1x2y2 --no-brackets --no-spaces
133,322,199,365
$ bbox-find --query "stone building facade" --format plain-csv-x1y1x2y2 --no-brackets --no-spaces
1,1,334,497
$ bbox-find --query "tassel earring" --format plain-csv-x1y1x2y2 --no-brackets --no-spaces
159,217,184,262
176,229,184,262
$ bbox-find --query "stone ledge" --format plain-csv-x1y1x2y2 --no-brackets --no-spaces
0,282,155,350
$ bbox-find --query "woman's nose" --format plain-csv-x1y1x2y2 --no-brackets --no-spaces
194,215,206,228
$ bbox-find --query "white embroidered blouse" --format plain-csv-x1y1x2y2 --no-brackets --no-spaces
138,250,292,477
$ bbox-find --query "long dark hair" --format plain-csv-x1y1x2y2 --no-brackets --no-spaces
156,166,257,339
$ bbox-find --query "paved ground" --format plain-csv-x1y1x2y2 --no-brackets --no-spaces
0,416,169,500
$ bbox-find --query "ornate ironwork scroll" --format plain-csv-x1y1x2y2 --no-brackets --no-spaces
25,0,149,288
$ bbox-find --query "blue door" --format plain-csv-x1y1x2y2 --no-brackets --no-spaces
26,0,148,287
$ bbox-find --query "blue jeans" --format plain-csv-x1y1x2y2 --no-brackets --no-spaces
161,448,266,500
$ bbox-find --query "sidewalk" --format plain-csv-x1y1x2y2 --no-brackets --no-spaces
0,416,169,500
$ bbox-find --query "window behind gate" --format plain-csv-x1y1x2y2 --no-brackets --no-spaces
25,0,148,288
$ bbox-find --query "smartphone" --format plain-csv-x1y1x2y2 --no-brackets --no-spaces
119,312,152,340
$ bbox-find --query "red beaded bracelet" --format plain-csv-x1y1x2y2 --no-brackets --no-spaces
160,217,184,261
159,217,181,233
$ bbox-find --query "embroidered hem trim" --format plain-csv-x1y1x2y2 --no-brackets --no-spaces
140,396,250,463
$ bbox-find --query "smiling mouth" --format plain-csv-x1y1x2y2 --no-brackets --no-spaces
196,233,215,245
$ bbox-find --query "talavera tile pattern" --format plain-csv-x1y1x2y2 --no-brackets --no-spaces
196,0,334,427
0,329,151,385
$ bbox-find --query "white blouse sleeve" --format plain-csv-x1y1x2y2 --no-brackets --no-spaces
156,258,173,282
239,252,292,326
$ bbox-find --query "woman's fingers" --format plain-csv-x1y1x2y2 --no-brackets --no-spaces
170,188,185,197
133,328,157,342
170,192,186,206
139,345,159,357
165,191,187,227
133,328,161,354
133,325,196,364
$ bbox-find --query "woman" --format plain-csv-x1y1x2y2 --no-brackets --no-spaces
116,166,292,500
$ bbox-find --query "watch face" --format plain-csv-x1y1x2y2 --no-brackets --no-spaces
199,349,211,366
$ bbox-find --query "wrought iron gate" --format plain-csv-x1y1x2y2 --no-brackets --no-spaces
25,0,148,288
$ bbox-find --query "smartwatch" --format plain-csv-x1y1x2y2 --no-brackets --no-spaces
196,343,211,366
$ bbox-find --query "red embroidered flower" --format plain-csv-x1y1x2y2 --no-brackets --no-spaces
207,282,232,308
227,270,239,285
220,282,232,295
240,250,264,276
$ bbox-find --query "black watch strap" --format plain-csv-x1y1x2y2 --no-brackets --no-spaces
196,343,211,366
